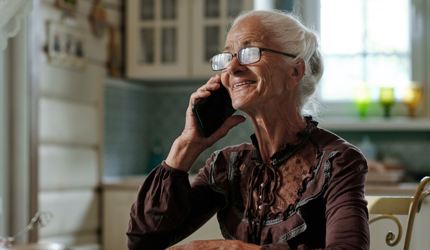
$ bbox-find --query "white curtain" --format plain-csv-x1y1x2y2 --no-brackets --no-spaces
0,37,7,237
0,0,32,51
0,0,32,241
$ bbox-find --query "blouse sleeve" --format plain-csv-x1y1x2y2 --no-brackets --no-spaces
323,147,370,249
127,160,226,250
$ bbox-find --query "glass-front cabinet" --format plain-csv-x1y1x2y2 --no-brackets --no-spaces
127,0,189,79
192,0,253,78
126,0,253,80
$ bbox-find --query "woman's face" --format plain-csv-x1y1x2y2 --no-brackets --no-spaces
221,16,297,112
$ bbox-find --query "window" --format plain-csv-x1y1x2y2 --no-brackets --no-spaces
320,0,411,102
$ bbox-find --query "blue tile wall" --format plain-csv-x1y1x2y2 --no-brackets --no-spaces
142,86,254,174
275,0,295,11
104,79,254,176
104,80,149,176
104,79,430,179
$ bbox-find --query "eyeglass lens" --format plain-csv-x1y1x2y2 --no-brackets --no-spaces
211,47,262,71
239,47,260,65
211,53,232,71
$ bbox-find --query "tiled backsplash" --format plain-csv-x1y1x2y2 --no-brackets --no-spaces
104,80,149,176
104,79,430,179
104,79,253,176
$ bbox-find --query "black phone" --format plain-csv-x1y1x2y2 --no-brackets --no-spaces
192,84,236,137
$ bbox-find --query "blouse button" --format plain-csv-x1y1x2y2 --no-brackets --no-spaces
258,205,264,210
260,183,264,188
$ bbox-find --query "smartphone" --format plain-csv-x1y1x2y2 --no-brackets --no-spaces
192,84,236,137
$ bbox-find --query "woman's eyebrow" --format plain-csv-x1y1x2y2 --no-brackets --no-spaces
223,41,253,51
243,41,252,46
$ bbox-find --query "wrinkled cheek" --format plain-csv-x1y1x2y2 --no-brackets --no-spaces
264,64,290,95
220,72,229,88
260,65,275,95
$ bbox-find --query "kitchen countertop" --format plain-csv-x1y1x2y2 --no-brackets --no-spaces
103,176,419,196
364,182,418,196
103,176,146,191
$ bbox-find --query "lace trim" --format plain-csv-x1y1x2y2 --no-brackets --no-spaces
244,117,318,243
282,161,318,218
0,0,32,51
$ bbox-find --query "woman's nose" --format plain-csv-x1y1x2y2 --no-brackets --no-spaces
226,56,246,75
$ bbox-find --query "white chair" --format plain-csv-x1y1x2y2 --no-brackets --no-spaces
367,176,430,250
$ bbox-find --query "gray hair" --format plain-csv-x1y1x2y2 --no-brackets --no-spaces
231,10,323,116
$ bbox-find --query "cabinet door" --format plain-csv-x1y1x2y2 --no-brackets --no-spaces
126,0,189,79
191,0,253,78
103,190,137,250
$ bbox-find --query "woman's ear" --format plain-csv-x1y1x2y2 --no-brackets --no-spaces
292,59,305,80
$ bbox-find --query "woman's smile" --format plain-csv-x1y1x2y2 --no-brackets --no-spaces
231,79,257,90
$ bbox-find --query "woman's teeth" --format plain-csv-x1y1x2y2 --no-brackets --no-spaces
233,80,255,89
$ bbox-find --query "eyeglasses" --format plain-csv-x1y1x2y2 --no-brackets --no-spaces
210,47,297,71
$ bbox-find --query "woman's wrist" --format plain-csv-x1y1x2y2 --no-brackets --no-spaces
165,137,203,172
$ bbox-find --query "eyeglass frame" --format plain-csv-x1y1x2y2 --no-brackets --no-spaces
210,47,297,71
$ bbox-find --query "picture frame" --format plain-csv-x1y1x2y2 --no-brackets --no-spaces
54,0,77,16
47,21,86,70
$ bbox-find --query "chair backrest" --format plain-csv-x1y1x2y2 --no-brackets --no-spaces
367,176,430,250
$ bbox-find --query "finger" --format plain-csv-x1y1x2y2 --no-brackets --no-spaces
189,90,211,106
208,73,221,83
202,75,222,90
191,83,222,106
189,75,224,107
204,82,222,91
198,82,221,94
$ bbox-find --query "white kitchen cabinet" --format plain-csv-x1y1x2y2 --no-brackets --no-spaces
191,0,253,78
126,0,190,79
103,189,137,250
126,0,253,80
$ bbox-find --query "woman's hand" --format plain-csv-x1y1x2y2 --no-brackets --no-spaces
165,75,246,172
167,239,261,250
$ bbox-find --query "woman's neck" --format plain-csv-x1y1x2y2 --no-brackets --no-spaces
250,109,306,163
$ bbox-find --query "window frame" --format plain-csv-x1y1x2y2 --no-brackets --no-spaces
294,0,430,118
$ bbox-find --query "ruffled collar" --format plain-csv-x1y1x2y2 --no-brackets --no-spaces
250,116,318,166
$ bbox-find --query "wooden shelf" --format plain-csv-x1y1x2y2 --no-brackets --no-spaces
318,117,430,131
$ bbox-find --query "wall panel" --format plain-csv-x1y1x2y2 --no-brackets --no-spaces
39,145,98,190
39,191,99,237
39,63,104,104
39,98,98,145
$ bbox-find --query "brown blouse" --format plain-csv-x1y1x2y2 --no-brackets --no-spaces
127,119,370,250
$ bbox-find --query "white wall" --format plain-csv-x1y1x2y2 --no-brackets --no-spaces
36,0,122,248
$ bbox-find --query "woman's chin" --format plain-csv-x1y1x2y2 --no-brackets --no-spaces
231,99,242,109
232,100,250,112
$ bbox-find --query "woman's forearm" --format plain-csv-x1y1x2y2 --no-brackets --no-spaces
167,239,261,250
165,136,206,172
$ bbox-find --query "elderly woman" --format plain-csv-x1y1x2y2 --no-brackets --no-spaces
127,10,369,250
